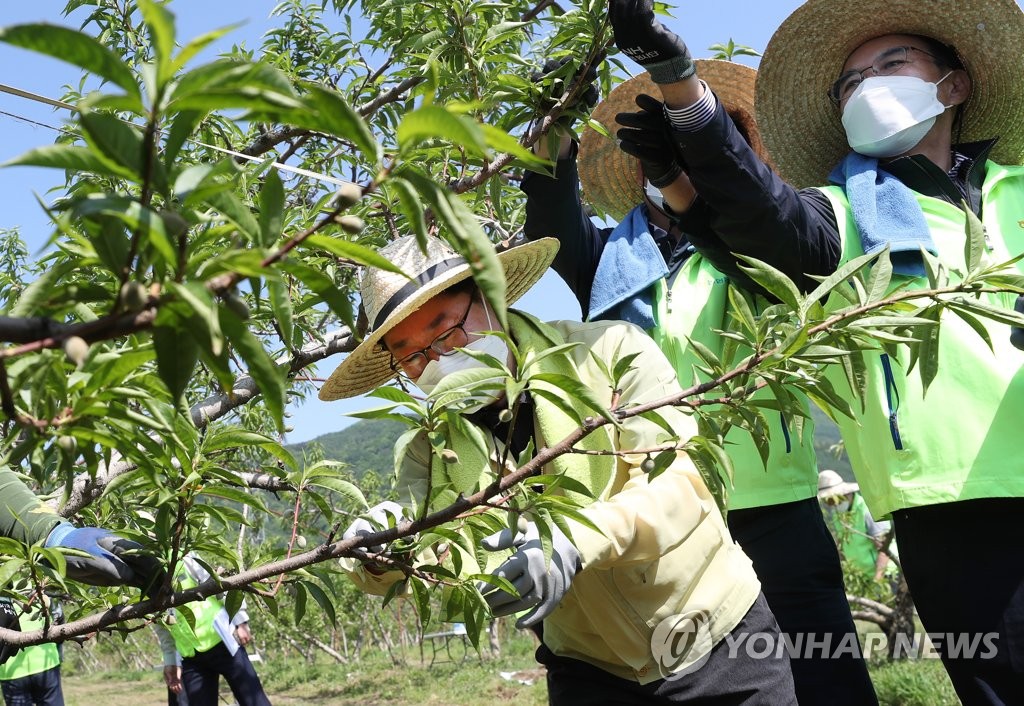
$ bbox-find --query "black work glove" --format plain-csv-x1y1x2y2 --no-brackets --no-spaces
615,93,682,188
0,598,21,666
1011,295,1024,350
609,0,695,84
532,56,601,129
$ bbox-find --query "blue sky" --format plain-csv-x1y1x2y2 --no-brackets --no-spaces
2,0,997,443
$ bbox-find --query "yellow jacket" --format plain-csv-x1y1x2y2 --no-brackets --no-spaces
345,313,759,683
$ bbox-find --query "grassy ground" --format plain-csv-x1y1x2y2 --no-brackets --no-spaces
62,636,547,706
60,632,960,706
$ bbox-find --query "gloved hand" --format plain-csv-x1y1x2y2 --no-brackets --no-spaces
532,55,601,128
1011,295,1024,350
45,523,165,593
342,501,407,555
479,520,581,628
0,597,21,666
616,93,682,188
609,0,695,84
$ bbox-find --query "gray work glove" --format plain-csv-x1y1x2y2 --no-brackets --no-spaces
45,523,165,595
1011,295,1024,350
342,501,407,554
479,521,581,628
609,0,695,84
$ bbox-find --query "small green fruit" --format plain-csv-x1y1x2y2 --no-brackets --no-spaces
441,449,460,465
498,409,513,423
641,457,656,473
119,281,148,312
295,535,307,549
223,293,251,320
56,435,77,455
335,183,363,208
62,336,90,368
336,215,365,234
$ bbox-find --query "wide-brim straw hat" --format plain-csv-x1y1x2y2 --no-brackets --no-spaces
318,235,559,401
579,60,767,222
817,469,859,498
757,0,1024,188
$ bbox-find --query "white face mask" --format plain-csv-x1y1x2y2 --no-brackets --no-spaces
835,498,852,513
841,73,951,158
414,304,509,410
644,179,665,212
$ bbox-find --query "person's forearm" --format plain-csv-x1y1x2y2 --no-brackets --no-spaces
668,102,841,290
0,467,61,545
658,76,704,110
522,146,606,312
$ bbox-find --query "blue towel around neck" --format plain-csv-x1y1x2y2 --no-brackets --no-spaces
588,205,669,330
829,152,937,277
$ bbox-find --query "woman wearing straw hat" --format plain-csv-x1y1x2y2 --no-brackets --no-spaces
522,62,875,704
609,0,1024,701
325,235,796,703
816,470,894,583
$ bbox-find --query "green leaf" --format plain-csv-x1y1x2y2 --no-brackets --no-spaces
268,278,293,348
275,83,379,163
530,372,618,426
390,177,429,249
219,307,286,430
801,248,879,317
4,145,135,181
865,248,894,303
397,105,489,157
258,168,284,248
165,281,224,356
153,323,198,402
0,24,141,105
735,254,802,312
138,0,176,83
280,261,355,331
0,558,25,588
947,303,994,352
301,235,407,274
304,580,337,627
963,204,987,273
201,190,261,244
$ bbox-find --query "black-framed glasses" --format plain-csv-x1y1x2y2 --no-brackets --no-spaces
389,292,475,376
828,46,940,104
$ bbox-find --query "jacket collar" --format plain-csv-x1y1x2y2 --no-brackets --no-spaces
880,139,996,215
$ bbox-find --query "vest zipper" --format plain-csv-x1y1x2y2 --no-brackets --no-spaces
778,412,792,453
665,287,673,314
880,354,904,450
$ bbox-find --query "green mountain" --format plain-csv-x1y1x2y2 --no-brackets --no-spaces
286,417,409,479
290,407,854,489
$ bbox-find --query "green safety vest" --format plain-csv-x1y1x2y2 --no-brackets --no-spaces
817,161,1024,518
651,252,819,510
0,610,59,681
164,563,224,658
831,494,878,576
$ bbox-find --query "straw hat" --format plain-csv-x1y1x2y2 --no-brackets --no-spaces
579,60,767,222
318,235,559,401
817,469,859,499
757,0,1024,188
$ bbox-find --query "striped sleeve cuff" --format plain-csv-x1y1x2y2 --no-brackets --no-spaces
663,80,717,132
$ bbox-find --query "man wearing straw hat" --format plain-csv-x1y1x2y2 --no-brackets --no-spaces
608,0,1024,700
522,61,875,704
817,470,893,583
324,235,797,702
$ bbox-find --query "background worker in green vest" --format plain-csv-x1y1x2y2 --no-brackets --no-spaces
817,470,892,582
0,597,63,706
607,0,1024,701
522,61,875,704
153,553,270,706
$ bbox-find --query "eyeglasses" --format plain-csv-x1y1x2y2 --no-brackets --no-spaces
389,293,475,377
828,46,940,104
